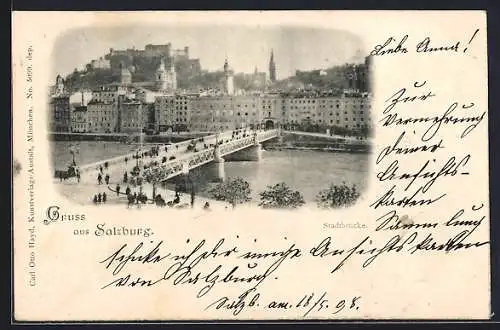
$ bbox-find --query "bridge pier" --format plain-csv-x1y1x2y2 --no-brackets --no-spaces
207,157,225,182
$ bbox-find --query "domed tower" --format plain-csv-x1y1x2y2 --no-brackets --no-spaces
269,49,276,83
155,57,168,91
120,62,132,85
223,57,234,95
55,74,65,94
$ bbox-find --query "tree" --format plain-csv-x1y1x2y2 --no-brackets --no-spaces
143,167,165,200
258,182,305,209
209,177,251,208
316,182,360,209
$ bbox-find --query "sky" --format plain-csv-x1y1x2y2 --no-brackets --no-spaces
51,25,367,80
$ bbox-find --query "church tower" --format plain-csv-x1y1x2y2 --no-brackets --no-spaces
269,49,276,83
156,57,176,91
223,58,234,95
120,62,132,85
55,74,65,95
155,57,167,91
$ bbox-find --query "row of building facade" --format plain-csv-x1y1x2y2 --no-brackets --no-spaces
49,84,372,134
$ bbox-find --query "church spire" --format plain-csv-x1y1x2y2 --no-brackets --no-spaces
269,49,276,83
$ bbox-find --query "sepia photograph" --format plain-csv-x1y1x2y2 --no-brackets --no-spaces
49,25,372,211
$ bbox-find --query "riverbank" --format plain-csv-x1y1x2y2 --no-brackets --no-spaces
263,134,372,153
49,132,211,143
263,144,371,153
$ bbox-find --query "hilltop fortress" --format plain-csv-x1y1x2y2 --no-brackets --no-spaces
64,43,202,92
104,43,201,76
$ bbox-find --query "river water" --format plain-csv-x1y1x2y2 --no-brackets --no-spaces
51,141,370,203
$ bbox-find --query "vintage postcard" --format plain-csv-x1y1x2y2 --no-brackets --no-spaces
12,11,490,321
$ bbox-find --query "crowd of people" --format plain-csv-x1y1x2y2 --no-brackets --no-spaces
87,137,240,209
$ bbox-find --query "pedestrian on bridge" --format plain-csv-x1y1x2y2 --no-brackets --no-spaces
105,174,110,185
116,184,121,196
97,173,102,185
97,193,102,203
123,172,128,184
102,192,107,204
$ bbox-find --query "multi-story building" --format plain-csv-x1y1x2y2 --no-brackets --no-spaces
173,92,372,134
173,94,192,130
189,95,257,132
185,93,286,132
69,91,93,106
135,88,160,104
71,105,88,133
91,84,128,104
86,100,118,133
49,95,71,132
281,93,372,132
154,94,176,133
118,97,145,134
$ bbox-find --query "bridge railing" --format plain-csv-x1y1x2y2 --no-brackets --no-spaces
110,128,279,182
144,148,217,182
77,133,220,174
257,129,279,142
219,136,255,157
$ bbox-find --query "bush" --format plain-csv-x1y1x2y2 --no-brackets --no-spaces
209,177,252,208
316,182,361,209
258,182,305,209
